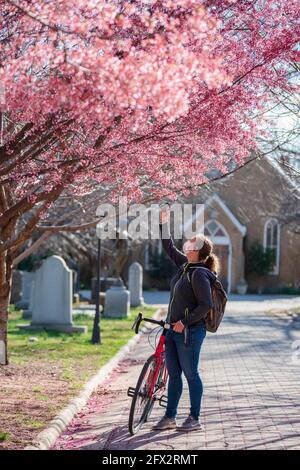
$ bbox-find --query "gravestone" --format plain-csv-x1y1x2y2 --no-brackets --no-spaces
23,279,36,319
104,284,130,318
0,340,5,365
19,256,86,333
128,262,144,307
90,276,119,303
72,269,79,303
15,271,36,310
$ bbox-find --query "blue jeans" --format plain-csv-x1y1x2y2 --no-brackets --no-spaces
164,323,206,420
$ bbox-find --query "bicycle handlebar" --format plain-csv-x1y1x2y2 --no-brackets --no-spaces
131,312,171,334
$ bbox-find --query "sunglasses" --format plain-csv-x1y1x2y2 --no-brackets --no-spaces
183,239,203,253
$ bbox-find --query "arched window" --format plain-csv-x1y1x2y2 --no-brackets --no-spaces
263,218,280,275
204,220,228,244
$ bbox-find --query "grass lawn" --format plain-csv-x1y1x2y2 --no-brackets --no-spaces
0,304,156,450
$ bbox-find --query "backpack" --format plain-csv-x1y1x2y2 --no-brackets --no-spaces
187,266,228,333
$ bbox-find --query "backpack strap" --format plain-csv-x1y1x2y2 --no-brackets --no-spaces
186,265,217,284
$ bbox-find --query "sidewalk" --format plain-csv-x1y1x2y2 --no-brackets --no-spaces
53,301,300,450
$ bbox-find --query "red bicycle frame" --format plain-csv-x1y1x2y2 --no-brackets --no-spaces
146,332,168,398
127,314,171,434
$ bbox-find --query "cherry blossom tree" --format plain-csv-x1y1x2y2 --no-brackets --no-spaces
0,0,299,364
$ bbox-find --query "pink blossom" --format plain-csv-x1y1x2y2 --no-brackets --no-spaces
0,0,298,205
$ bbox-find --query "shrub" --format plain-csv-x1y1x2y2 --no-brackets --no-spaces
246,241,276,277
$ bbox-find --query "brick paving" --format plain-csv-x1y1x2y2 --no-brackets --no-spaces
54,302,300,450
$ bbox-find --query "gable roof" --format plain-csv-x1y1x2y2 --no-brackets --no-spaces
207,193,247,236
179,154,299,228
181,192,247,236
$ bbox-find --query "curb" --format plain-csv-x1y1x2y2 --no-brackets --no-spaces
25,307,165,450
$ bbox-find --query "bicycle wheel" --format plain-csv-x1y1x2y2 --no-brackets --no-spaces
128,354,159,435
144,361,166,422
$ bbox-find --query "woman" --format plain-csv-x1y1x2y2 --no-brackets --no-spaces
153,207,220,432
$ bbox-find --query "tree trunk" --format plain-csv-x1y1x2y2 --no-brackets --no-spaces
0,251,13,365
0,182,16,365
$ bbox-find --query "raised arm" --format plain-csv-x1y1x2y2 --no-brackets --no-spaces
180,269,213,327
159,222,187,268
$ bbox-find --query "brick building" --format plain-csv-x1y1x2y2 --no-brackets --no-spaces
131,156,300,294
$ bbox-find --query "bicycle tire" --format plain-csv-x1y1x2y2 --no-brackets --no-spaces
128,354,158,435
144,361,165,422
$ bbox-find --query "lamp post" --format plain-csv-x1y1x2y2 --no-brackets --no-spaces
115,218,131,284
91,223,103,344
91,218,131,344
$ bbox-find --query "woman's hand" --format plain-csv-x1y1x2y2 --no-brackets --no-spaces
159,205,170,224
171,320,185,333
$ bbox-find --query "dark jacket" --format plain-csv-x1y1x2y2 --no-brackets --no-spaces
159,222,215,328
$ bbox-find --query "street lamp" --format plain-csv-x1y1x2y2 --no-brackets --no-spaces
91,218,131,344
91,222,104,344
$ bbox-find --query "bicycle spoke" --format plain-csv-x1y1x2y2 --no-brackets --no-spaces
128,320,169,435
131,361,155,429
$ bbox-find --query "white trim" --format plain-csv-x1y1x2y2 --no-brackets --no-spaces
208,194,247,236
181,193,247,236
205,220,232,294
263,218,280,275
210,235,229,245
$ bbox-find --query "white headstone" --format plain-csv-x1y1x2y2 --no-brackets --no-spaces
18,256,86,333
0,340,5,365
104,285,130,318
31,256,72,326
128,262,144,307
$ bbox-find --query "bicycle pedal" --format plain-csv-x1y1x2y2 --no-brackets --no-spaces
127,386,136,397
158,394,168,408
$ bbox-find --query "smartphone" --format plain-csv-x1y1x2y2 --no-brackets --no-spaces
159,202,170,211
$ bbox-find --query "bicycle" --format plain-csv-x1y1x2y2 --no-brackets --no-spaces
127,312,172,435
